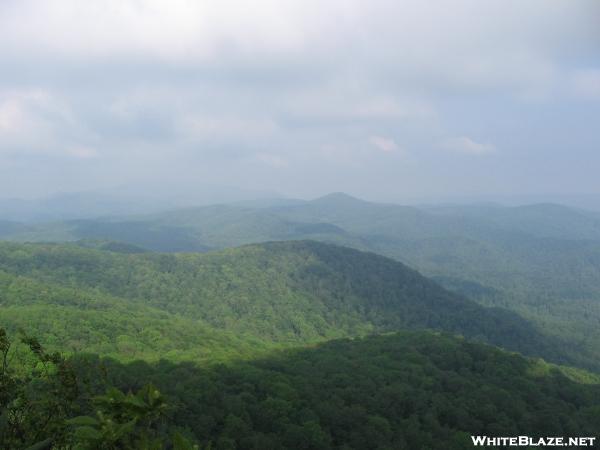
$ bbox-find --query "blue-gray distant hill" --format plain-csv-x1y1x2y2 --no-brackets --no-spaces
3,193,600,368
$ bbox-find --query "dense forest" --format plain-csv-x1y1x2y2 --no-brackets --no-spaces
1,0,598,446
3,204,600,447
5,194,600,369
4,327,600,449
0,240,584,369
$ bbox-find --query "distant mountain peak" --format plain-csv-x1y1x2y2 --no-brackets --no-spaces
514,202,576,212
311,192,367,205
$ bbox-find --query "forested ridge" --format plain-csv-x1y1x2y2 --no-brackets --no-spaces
0,240,581,368
120,331,600,449
3,329,600,449
4,194,600,366
1,0,597,447
2,239,600,448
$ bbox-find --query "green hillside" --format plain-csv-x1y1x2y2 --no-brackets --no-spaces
3,239,600,448
0,240,578,368
423,202,600,241
5,328,600,449
6,194,598,370
4,195,600,367
123,331,600,449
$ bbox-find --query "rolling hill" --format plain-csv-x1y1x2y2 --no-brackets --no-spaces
0,240,580,368
3,239,600,447
4,193,600,369
95,331,600,449
7,326,600,448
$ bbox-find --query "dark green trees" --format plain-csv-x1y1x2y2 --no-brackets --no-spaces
0,328,198,450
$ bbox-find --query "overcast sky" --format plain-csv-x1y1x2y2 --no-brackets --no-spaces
0,0,599,202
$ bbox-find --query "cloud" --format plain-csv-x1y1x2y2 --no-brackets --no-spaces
0,90,62,151
369,136,400,153
282,90,434,124
66,146,99,159
0,98,24,133
176,115,278,142
1,0,597,95
441,137,495,155
0,89,100,161
255,152,289,168
0,0,316,63
0,0,597,198
570,69,600,100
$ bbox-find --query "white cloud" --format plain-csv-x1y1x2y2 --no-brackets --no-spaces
441,137,495,155
0,90,58,149
176,115,278,141
369,136,399,153
282,89,435,124
570,69,600,100
66,146,99,159
255,152,289,168
0,0,597,198
0,89,97,159
1,0,595,95
0,99,25,134
0,0,317,63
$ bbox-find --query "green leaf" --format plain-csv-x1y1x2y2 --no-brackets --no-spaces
73,426,103,441
173,432,195,450
125,394,148,408
66,415,99,426
24,438,53,450
113,419,137,439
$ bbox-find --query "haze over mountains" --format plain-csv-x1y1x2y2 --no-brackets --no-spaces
0,184,281,222
3,187,600,222
5,191,600,243
4,192,600,368
4,192,600,447
2,0,599,446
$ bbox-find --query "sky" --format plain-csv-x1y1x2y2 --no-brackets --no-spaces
0,0,599,202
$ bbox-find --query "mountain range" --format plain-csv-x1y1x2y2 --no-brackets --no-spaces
4,192,600,367
3,194,600,447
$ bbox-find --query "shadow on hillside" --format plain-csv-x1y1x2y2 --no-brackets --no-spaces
73,331,600,449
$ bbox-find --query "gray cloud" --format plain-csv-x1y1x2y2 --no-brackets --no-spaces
0,0,598,200
441,137,495,156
